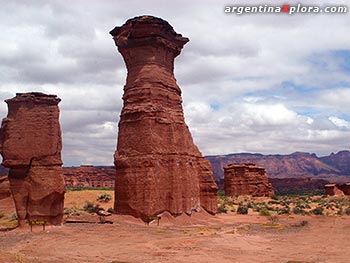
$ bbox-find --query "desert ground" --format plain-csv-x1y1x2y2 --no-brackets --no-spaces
1,190,350,263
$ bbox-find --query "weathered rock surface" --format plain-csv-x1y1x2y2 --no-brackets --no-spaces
325,183,350,196
324,184,345,196
110,16,217,220
0,92,65,225
0,175,11,200
269,177,330,195
64,166,115,188
224,163,274,197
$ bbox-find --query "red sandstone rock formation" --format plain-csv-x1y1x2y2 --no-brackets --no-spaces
224,163,274,197
0,92,65,225
64,166,115,188
110,16,217,220
324,184,345,196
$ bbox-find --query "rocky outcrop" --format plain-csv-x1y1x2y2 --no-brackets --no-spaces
224,163,274,197
110,16,217,220
324,184,345,196
269,177,330,195
0,92,65,225
325,183,350,196
64,166,115,188
0,175,11,200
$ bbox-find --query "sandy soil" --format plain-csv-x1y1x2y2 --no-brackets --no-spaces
1,192,350,263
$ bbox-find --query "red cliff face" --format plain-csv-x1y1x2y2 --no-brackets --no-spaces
64,166,115,188
224,163,274,197
0,92,65,225
110,16,217,220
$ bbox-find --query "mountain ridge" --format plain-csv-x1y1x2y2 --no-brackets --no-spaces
205,150,350,184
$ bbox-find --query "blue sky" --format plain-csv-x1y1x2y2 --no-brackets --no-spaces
0,0,349,165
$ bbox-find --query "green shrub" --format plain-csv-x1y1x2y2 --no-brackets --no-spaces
218,204,228,214
83,202,100,213
96,193,112,203
292,206,306,215
345,207,350,215
107,207,114,214
64,206,83,215
337,207,343,215
259,208,271,216
277,207,290,215
311,206,324,215
237,204,248,215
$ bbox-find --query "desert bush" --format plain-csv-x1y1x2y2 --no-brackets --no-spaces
64,206,83,215
345,207,350,215
292,206,306,215
97,192,112,203
337,207,343,215
83,202,100,213
107,207,114,213
259,208,271,216
218,204,228,213
9,212,17,221
237,204,248,215
277,207,290,215
217,190,226,198
311,206,324,215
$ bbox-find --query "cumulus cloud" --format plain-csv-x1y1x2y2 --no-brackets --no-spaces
0,0,349,165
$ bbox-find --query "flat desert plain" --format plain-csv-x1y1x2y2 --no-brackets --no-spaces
1,191,350,263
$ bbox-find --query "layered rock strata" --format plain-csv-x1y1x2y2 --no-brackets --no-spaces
110,16,217,220
0,92,65,225
224,163,274,197
64,166,115,188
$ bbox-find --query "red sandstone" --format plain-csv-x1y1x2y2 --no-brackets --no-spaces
224,163,274,197
110,16,217,220
0,92,65,225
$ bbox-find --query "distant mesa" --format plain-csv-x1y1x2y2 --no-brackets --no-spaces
110,15,217,221
0,92,65,226
224,163,274,197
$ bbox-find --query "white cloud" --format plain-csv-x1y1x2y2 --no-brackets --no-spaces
0,0,349,165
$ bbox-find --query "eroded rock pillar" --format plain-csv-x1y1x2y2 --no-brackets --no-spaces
110,16,217,220
0,92,65,225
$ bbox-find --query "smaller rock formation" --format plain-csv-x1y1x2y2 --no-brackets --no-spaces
0,92,65,225
325,183,350,196
324,184,344,196
224,163,274,197
340,183,350,195
64,166,115,188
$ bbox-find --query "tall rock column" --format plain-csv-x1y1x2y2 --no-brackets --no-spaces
0,92,65,225
110,16,217,220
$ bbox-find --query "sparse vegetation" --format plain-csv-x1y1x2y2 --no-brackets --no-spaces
107,207,114,213
64,206,84,216
97,192,112,203
0,212,4,219
216,191,350,217
83,202,100,213
237,204,248,215
259,208,271,216
67,186,113,192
